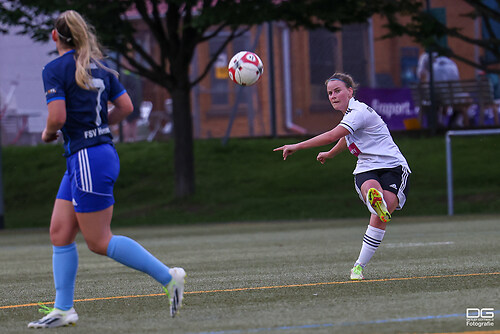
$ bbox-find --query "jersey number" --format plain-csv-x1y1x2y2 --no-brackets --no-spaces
92,78,105,126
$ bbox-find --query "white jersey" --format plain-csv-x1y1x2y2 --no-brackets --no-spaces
339,98,411,175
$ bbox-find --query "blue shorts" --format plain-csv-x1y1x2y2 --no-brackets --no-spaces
56,143,120,213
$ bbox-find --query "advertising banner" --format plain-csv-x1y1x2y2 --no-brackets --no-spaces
357,87,421,131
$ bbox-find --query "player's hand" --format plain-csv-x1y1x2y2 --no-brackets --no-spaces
317,152,330,164
42,129,59,143
273,144,297,160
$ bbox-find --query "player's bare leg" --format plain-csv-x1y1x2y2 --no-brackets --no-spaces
351,182,399,280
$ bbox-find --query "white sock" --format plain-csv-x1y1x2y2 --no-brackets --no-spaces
355,225,386,268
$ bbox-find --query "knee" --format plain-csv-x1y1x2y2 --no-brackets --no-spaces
85,239,109,255
50,222,77,246
361,181,382,199
382,191,399,213
49,224,62,245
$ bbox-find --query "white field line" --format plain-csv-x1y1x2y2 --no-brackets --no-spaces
384,241,455,248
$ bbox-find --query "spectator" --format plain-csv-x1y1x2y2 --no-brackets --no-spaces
433,56,460,82
417,52,460,83
417,52,462,128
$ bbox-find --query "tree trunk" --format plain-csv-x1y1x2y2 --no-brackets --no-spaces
171,87,195,198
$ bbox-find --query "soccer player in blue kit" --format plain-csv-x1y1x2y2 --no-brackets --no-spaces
28,10,185,328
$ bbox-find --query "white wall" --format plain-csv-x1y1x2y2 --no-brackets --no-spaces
0,28,55,142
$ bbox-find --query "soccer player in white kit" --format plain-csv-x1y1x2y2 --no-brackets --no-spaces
274,72,411,280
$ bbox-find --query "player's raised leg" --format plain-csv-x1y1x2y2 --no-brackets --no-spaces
367,188,391,223
351,182,398,280
77,206,186,317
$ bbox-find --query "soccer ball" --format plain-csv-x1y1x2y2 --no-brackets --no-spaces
228,51,264,86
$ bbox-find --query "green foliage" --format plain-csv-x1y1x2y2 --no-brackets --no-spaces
383,0,500,71
2,135,499,229
0,0,427,199
0,0,423,85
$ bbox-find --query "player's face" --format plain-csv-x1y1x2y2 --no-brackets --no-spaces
326,80,353,113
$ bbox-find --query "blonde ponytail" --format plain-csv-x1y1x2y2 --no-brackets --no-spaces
55,10,118,90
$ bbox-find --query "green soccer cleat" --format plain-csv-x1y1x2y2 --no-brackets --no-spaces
163,267,186,317
368,188,391,223
27,303,78,328
350,264,364,280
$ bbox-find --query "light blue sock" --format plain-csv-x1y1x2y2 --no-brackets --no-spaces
106,235,172,286
53,243,78,311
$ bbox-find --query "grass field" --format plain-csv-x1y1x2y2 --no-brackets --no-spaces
3,135,500,229
1,215,499,333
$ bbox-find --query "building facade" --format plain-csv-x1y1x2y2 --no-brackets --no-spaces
0,1,489,145
137,0,483,140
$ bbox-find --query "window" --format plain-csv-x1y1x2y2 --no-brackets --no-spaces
401,47,419,87
206,32,251,113
481,0,500,65
308,29,338,110
209,35,230,106
342,23,369,87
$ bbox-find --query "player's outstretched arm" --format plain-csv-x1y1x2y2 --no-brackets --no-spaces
274,126,349,161
317,136,347,164
273,143,299,160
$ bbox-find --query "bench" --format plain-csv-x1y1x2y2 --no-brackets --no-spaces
410,76,498,127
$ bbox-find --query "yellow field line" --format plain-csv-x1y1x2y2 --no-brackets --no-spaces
1,271,498,310
430,331,500,334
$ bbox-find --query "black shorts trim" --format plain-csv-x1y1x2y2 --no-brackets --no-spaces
354,165,410,210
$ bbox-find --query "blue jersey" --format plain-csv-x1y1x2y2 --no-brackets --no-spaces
42,50,126,156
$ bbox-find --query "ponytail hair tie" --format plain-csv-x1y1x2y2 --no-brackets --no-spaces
55,28,73,44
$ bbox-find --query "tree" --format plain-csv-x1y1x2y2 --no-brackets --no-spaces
0,0,422,198
383,0,500,72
